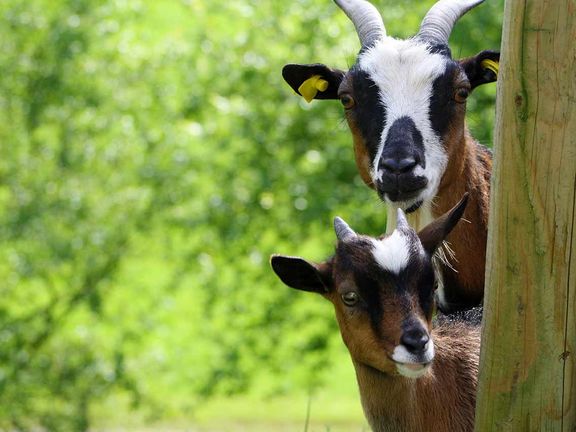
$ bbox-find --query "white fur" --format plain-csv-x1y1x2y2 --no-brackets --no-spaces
371,229,410,274
392,338,435,378
385,200,434,234
396,361,432,379
434,258,448,308
358,37,449,209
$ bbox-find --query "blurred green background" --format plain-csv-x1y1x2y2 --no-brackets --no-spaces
0,0,502,430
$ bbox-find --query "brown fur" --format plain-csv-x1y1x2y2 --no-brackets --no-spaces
350,121,375,187
434,126,492,309
354,322,480,432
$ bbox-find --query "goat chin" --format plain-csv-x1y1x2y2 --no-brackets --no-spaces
395,362,432,379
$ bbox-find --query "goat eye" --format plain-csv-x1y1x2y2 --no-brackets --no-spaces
454,87,470,103
339,94,355,109
341,291,359,306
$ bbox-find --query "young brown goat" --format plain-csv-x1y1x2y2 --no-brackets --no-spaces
282,0,499,311
271,195,481,432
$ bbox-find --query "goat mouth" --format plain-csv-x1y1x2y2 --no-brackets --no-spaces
383,190,421,203
376,176,428,203
382,195,424,214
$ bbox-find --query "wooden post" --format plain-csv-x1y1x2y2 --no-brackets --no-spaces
475,0,576,430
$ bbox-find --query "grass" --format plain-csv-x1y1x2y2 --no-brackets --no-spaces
92,350,369,431
93,392,368,432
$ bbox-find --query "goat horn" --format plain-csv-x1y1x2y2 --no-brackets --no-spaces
396,208,410,230
334,217,357,242
416,0,484,46
334,0,386,48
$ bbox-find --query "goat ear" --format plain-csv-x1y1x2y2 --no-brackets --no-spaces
282,63,345,102
459,50,500,90
417,193,469,254
270,255,332,294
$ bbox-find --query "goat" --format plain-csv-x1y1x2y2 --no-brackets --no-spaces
271,194,481,432
282,0,499,312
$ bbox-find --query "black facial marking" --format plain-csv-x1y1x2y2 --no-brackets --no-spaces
356,270,386,335
335,239,386,335
429,62,460,137
347,67,385,162
416,264,435,317
398,249,435,318
381,117,425,166
377,117,428,201
401,315,425,334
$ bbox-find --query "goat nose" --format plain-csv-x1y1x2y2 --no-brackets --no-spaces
380,157,417,174
401,329,430,354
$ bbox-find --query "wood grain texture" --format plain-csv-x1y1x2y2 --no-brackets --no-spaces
474,0,576,430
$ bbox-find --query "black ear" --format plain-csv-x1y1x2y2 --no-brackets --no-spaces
270,255,332,294
282,63,345,101
417,193,469,254
459,50,500,90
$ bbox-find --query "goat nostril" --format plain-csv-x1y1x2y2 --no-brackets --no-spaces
401,331,429,353
380,157,417,174
381,158,398,172
398,157,417,173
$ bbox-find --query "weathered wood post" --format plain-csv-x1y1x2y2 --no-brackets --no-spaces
474,0,576,430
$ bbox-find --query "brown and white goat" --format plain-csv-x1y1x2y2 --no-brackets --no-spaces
271,195,481,432
282,0,499,311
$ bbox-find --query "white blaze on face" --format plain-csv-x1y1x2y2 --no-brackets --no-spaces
371,228,411,275
358,37,450,205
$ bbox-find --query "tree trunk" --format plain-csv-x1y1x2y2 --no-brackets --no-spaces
474,0,576,430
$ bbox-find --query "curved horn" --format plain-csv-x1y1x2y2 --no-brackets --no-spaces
396,208,409,230
334,0,386,48
416,0,484,45
334,216,357,242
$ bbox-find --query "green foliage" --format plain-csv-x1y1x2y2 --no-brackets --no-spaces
0,0,503,429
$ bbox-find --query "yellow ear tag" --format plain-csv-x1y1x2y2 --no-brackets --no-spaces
481,59,499,76
298,75,329,103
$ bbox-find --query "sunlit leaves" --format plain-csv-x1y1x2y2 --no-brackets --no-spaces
0,0,503,428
